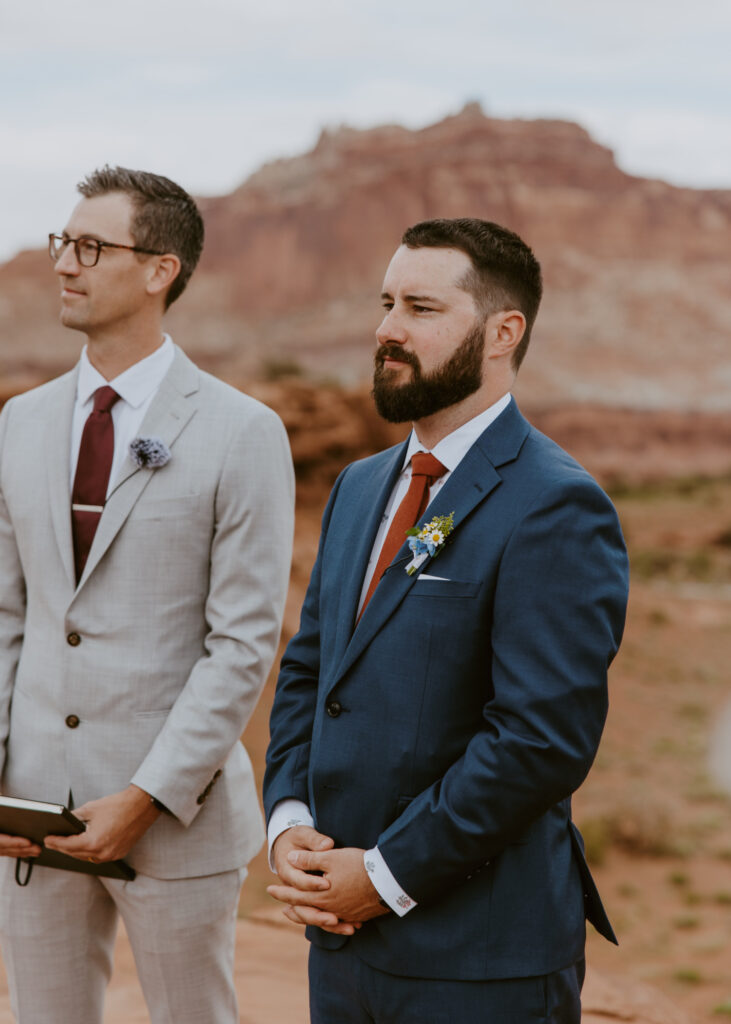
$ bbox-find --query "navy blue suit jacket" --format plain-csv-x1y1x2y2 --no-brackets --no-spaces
265,399,629,981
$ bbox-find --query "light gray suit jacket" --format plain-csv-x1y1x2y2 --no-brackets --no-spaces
0,346,294,879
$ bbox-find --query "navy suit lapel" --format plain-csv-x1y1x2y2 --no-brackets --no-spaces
328,440,409,670
331,399,530,686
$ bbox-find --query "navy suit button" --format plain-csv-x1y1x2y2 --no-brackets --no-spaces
65,714,80,729
326,700,342,718
67,632,81,647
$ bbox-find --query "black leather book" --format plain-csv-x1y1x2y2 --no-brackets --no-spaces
0,795,136,881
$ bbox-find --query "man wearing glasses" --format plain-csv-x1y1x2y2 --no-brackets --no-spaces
0,167,294,1022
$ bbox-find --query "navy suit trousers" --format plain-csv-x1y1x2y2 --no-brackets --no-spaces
309,944,585,1024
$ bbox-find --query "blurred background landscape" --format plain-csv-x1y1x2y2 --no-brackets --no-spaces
1,2,730,1019
2,104,730,1021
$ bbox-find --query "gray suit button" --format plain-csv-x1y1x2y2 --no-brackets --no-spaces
65,715,80,729
326,700,342,718
67,632,81,647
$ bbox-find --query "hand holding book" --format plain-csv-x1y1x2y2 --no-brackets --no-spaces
0,794,136,881
44,784,159,864
0,831,42,859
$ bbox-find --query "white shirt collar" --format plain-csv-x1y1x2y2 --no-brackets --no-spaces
76,335,175,409
402,392,512,472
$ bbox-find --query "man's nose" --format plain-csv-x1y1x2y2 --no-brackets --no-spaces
375,309,408,346
54,241,81,276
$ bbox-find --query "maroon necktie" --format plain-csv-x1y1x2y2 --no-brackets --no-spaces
71,386,120,582
359,451,447,617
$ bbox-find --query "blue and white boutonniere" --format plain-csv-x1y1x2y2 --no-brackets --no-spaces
129,436,172,469
405,512,455,575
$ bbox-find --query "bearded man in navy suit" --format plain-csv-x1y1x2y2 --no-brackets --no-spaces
264,218,629,1023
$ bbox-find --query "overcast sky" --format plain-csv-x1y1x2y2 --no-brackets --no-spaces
1,0,730,263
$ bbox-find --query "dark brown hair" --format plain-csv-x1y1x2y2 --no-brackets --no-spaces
401,218,542,370
77,165,204,308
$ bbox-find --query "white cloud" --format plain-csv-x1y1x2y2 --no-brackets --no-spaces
611,109,731,186
0,0,729,261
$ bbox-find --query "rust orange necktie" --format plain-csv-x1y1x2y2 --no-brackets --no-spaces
359,451,447,617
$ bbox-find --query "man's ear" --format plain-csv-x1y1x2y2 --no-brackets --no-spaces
145,254,181,300
486,310,526,360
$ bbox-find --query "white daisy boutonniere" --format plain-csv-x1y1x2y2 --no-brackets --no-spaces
405,512,455,575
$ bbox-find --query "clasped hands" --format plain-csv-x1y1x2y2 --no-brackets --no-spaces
268,825,389,935
0,784,160,864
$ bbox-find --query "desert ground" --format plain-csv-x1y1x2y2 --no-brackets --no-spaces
0,916,701,1023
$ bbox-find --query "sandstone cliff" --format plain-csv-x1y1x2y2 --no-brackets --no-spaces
2,103,730,411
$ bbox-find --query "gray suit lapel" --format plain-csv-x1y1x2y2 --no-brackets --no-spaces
46,368,79,588
76,348,200,590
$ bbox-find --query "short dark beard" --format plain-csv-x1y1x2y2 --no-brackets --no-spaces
372,319,485,423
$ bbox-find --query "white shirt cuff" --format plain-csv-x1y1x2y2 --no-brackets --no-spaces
267,798,315,871
364,846,417,917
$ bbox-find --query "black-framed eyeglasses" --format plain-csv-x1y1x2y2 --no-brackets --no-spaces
48,233,165,268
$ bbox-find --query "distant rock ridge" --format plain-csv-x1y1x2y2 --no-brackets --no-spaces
1,104,730,410
238,102,624,206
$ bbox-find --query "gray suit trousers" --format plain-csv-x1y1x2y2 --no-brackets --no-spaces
0,855,245,1023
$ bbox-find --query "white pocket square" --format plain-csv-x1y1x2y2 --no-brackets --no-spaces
417,574,450,581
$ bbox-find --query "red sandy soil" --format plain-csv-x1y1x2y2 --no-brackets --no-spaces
0,913,695,1023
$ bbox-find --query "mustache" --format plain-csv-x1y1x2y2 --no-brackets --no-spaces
374,344,421,372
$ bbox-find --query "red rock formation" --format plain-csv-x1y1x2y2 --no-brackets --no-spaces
2,374,729,490
1,104,729,411
242,380,731,490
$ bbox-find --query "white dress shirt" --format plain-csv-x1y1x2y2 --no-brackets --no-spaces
269,393,512,916
70,335,175,492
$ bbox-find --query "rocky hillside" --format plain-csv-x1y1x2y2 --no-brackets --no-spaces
1,103,730,410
